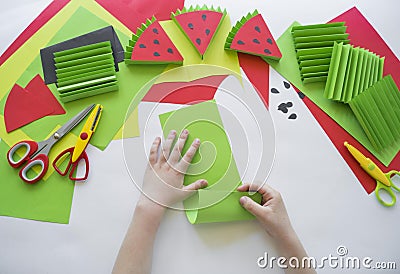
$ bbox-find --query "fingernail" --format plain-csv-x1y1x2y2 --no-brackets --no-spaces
170,130,176,135
201,180,208,187
240,196,248,205
183,129,189,134
195,138,200,144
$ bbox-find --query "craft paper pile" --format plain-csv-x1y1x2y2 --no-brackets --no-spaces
291,22,349,84
4,75,65,132
125,17,183,65
171,5,226,58
324,42,384,103
225,10,281,61
54,41,119,102
159,100,261,224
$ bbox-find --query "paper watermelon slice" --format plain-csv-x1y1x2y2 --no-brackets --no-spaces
125,17,183,64
225,10,282,60
171,5,226,58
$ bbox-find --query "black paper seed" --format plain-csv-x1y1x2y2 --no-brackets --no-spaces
167,48,174,54
153,52,160,57
196,38,201,45
253,38,260,44
188,23,194,30
267,38,273,45
153,39,160,45
289,113,297,120
205,29,211,36
237,40,245,45
287,102,293,107
264,49,271,54
202,14,207,21
271,88,280,94
298,92,305,99
283,81,291,89
139,44,146,48
153,28,159,34
255,26,261,33
278,102,293,114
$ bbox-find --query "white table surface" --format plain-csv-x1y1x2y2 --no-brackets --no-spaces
0,1,399,273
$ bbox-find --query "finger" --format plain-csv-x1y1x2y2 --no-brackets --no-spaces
177,138,200,172
149,137,161,165
159,130,176,164
239,196,265,217
238,183,279,205
169,129,189,165
180,179,208,200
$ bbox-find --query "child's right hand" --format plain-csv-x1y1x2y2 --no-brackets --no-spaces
237,183,294,241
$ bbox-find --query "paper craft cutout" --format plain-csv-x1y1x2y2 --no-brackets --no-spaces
125,17,183,64
171,5,226,58
54,41,118,102
349,75,400,153
225,10,281,61
4,75,65,132
291,22,349,84
159,100,260,224
40,25,124,84
324,42,384,103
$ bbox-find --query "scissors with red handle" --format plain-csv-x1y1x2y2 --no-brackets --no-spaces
7,104,95,184
53,104,103,181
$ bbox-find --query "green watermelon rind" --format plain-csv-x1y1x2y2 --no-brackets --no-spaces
171,5,227,57
224,10,259,50
124,17,183,65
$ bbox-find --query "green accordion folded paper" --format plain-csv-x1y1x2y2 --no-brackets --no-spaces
349,75,400,153
159,100,261,224
54,41,118,102
291,22,349,84
324,42,384,103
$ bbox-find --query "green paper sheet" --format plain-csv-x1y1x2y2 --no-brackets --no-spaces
267,22,396,166
159,100,261,224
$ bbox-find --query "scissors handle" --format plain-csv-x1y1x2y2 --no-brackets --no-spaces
375,181,396,207
7,141,38,168
53,147,90,181
19,154,49,184
386,170,400,192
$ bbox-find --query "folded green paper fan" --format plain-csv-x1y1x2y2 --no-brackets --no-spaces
349,75,400,153
291,22,349,84
324,42,384,103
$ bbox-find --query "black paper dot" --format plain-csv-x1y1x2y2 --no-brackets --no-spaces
237,40,245,45
167,48,174,54
283,81,291,89
271,88,280,94
205,29,210,36
267,38,273,45
139,44,146,48
278,102,293,114
253,38,260,44
154,39,160,45
188,23,194,30
153,28,159,34
264,49,271,54
255,26,261,33
287,102,293,107
196,38,201,45
298,92,305,100
202,14,207,21
153,52,160,57
288,113,297,120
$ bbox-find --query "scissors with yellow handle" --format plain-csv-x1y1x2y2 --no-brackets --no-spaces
344,142,400,207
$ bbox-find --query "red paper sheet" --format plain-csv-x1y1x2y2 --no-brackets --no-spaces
142,75,228,104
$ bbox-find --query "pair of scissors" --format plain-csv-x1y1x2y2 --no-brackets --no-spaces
53,104,103,181
344,142,400,207
7,104,96,184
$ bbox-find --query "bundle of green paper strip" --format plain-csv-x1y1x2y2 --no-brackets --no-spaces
54,41,118,102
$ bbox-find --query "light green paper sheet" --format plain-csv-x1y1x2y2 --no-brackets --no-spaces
267,22,396,166
159,100,261,224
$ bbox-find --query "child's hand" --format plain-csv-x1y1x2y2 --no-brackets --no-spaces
237,183,294,241
139,129,208,209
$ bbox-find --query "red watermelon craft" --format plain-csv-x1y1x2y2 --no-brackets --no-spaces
225,10,282,60
125,17,183,64
171,5,226,58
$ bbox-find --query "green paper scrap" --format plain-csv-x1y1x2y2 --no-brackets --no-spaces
349,75,400,153
159,100,260,224
291,22,349,84
267,22,396,166
324,42,384,103
0,140,74,224
0,7,167,151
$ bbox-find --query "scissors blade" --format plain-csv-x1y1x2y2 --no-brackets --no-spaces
55,104,95,138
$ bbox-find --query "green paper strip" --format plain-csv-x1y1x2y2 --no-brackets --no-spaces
55,59,114,75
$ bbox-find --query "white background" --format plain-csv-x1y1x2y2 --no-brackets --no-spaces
0,0,399,273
